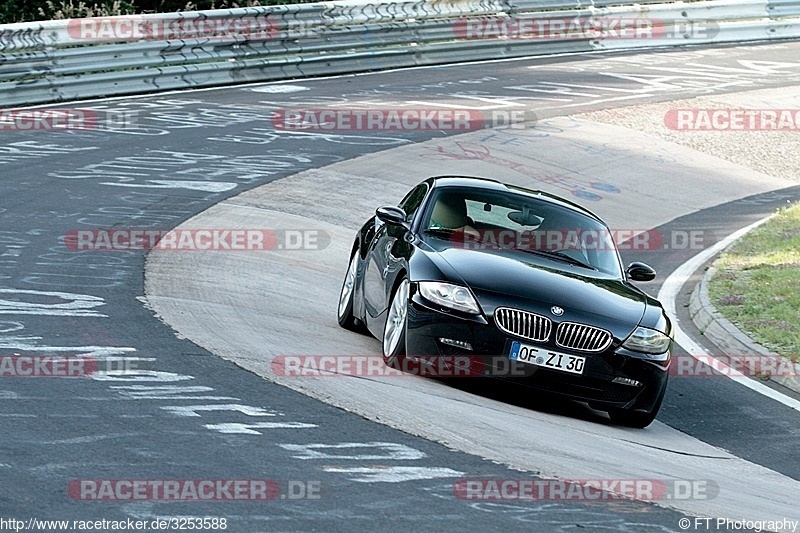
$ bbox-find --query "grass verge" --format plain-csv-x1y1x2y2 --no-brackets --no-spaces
708,202,800,363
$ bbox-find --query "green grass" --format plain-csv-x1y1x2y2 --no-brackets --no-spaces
708,202,800,362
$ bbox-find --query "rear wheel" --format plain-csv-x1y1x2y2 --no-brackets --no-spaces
337,252,360,330
382,278,409,369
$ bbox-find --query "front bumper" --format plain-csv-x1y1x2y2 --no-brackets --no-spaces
405,293,670,412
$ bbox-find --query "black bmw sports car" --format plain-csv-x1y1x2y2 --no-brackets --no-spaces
337,176,673,428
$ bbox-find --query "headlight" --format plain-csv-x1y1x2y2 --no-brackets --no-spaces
418,281,480,314
622,326,672,358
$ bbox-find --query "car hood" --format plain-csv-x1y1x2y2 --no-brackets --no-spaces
431,247,647,337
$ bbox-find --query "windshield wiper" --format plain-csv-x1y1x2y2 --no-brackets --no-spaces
423,227,458,238
513,247,597,271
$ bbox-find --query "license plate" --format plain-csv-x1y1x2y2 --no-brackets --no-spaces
509,341,586,375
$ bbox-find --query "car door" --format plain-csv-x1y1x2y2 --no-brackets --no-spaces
362,183,430,324
363,218,394,321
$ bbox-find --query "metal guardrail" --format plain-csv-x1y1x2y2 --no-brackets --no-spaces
0,0,799,107
770,0,800,17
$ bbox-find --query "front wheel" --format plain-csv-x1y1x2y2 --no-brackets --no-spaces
337,251,360,330
382,278,409,369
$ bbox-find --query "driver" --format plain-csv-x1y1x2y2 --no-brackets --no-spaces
427,193,479,238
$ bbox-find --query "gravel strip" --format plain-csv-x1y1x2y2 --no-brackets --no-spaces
576,86,800,181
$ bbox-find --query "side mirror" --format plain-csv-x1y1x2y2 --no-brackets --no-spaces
626,262,656,282
376,206,409,228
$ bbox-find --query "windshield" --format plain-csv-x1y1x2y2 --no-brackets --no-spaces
421,187,623,277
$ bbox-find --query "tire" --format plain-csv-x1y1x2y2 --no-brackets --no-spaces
382,277,409,370
337,251,360,330
607,385,666,429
